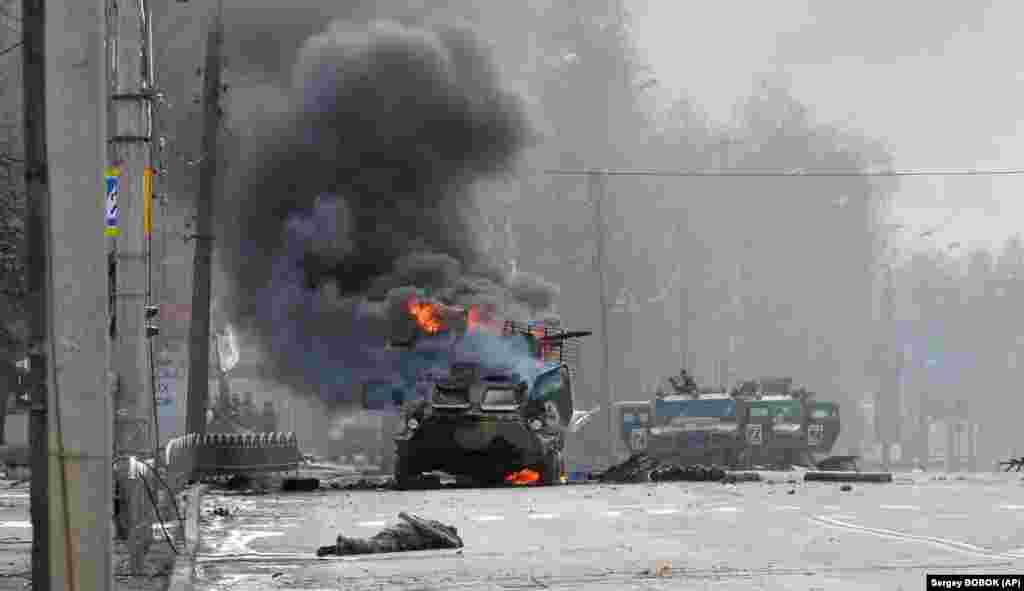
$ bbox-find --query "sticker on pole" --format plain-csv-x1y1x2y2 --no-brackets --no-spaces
746,423,763,445
143,166,154,239
105,166,120,237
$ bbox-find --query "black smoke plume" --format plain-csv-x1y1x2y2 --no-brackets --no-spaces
218,20,555,407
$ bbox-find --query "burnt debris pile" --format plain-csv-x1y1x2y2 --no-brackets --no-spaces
316,512,463,556
999,457,1024,472
599,454,733,484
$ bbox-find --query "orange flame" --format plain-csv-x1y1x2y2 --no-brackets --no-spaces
408,298,442,334
504,468,541,485
467,304,502,335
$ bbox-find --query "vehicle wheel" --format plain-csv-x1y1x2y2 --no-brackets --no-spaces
540,449,564,486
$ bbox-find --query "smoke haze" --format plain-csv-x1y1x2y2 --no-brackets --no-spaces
216,19,558,407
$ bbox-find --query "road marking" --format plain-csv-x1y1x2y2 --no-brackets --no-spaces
356,521,387,528
527,513,557,520
646,508,680,515
811,515,1019,560
776,505,801,511
0,521,31,528
476,515,505,522
936,513,970,519
999,504,1024,511
823,505,840,511
879,504,920,511
712,506,740,513
605,511,622,517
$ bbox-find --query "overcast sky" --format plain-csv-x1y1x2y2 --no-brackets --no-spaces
632,0,1024,255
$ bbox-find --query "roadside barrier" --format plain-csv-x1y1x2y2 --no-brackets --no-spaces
165,431,302,484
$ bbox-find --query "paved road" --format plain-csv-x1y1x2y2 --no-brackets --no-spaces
0,486,32,591
194,473,1024,590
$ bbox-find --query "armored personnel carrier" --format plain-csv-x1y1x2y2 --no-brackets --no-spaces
363,299,597,488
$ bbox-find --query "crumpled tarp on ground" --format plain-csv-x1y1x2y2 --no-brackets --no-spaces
599,454,729,483
317,512,463,556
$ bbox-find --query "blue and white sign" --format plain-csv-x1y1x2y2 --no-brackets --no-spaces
104,166,120,237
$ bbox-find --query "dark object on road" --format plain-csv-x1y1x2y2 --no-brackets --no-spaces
840,484,853,491
316,512,463,557
281,477,320,492
211,506,230,517
816,455,860,471
600,454,734,483
999,457,1024,472
804,471,892,483
650,464,726,482
721,472,761,484
225,474,252,490
329,477,395,491
599,454,660,483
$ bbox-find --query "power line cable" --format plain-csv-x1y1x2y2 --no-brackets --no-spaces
0,41,21,58
544,168,1024,178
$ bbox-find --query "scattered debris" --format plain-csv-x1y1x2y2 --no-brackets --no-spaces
787,489,796,495
651,464,726,482
316,512,463,556
210,507,230,517
999,457,1023,472
839,484,853,492
281,477,320,492
328,478,394,491
600,454,735,483
599,455,660,483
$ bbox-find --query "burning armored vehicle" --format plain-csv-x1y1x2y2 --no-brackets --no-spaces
363,298,599,488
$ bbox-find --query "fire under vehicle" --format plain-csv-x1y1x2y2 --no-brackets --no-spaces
362,298,599,488
615,376,841,469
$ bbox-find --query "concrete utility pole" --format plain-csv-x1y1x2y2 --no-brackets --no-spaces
185,1,224,440
108,0,157,571
876,264,898,471
587,172,614,465
43,1,114,589
21,0,50,586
